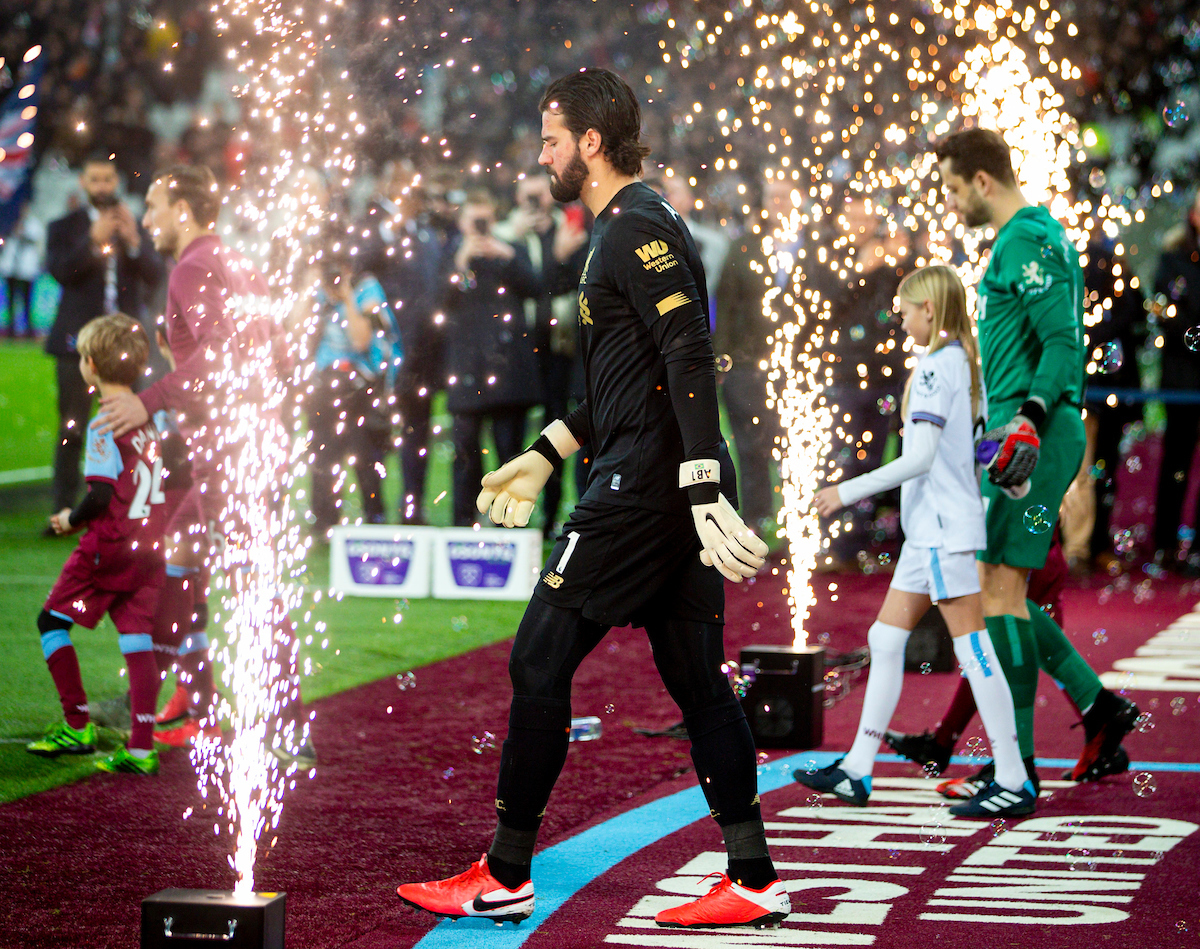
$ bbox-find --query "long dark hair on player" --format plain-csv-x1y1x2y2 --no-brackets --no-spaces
898,265,982,421
539,68,651,176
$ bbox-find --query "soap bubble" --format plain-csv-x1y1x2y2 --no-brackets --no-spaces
1163,99,1190,129
396,671,417,691
922,760,940,777
1177,921,1191,934
450,615,469,632
1040,243,1055,259
1067,848,1096,872
1023,505,1053,534
1096,340,1123,374
1092,628,1108,645
715,353,734,372
849,324,866,342
1170,696,1188,715
920,821,948,846
920,662,932,675
1185,326,1200,352
875,308,891,325
471,731,496,755
1134,711,1154,733
442,767,455,780
1132,772,1157,797
604,703,615,714
990,818,1008,838
964,736,986,761
805,793,823,808
1169,276,1188,300
877,395,897,416
758,752,769,764
1087,167,1106,190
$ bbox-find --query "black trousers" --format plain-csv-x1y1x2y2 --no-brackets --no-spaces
496,596,759,833
53,354,94,511
451,407,528,527
823,385,897,559
1090,402,1140,557
308,380,390,532
396,381,434,524
1154,402,1200,553
720,366,779,526
5,277,33,336
538,351,575,529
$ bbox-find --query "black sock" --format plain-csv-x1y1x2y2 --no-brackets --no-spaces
486,853,531,890
1023,755,1040,794
727,857,777,890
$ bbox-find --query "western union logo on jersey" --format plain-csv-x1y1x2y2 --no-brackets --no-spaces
635,239,678,273
578,292,592,325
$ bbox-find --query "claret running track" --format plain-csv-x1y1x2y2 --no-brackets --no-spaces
1,554,1197,948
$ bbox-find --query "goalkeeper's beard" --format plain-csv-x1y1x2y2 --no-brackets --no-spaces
549,147,589,203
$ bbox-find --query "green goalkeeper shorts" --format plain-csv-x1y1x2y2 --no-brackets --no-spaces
979,399,1086,570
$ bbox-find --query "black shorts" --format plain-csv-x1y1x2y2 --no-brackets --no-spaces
534,498,724,628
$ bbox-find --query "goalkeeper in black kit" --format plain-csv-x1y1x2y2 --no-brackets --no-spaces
396,68,790,930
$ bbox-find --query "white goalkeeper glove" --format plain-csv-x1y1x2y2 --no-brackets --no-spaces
681,459,769,582
476,422,578,528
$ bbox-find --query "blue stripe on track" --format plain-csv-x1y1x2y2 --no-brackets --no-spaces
411,749,1200,946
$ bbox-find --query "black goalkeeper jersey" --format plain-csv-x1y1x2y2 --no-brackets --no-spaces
564,181,728,513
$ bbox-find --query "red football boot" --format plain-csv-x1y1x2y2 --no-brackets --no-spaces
156,683,191,726
655,873,790,929
397,855,534,924
155,715,221,748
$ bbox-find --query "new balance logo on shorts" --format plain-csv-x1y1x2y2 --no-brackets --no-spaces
542,572,564,589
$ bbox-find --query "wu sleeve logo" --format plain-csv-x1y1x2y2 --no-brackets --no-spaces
635,240,678,273
578,292,592,326
579,246,596,284
634,240,669,263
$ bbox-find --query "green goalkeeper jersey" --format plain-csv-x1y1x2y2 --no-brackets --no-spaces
976,205,1085,412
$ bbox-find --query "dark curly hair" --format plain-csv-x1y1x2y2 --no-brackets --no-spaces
539,68,651,177
935,128,1017,188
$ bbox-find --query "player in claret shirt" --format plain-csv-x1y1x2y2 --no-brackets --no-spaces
29,314,183,775
397,68,787,932
93,165,313,765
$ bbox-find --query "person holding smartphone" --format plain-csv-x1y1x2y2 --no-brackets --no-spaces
495,173,591,530
443,188,544,526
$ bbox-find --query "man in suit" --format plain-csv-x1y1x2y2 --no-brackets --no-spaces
45,152,163,519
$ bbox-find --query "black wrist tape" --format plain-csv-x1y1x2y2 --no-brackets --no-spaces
527,434,563,472
687,482,721,505
1018,400,1045,432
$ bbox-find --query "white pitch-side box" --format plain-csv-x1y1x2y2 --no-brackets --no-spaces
329,525,436,598
431,527,542,600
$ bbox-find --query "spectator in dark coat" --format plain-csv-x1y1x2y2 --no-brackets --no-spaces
1071,235,1145,566
442,189,542,526
1152,190,1200,564
44,152,162,517
494,172,590,529
358,165,443,524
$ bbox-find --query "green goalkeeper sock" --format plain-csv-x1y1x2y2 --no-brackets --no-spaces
986,614,1038,759
1026,600,1102,714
